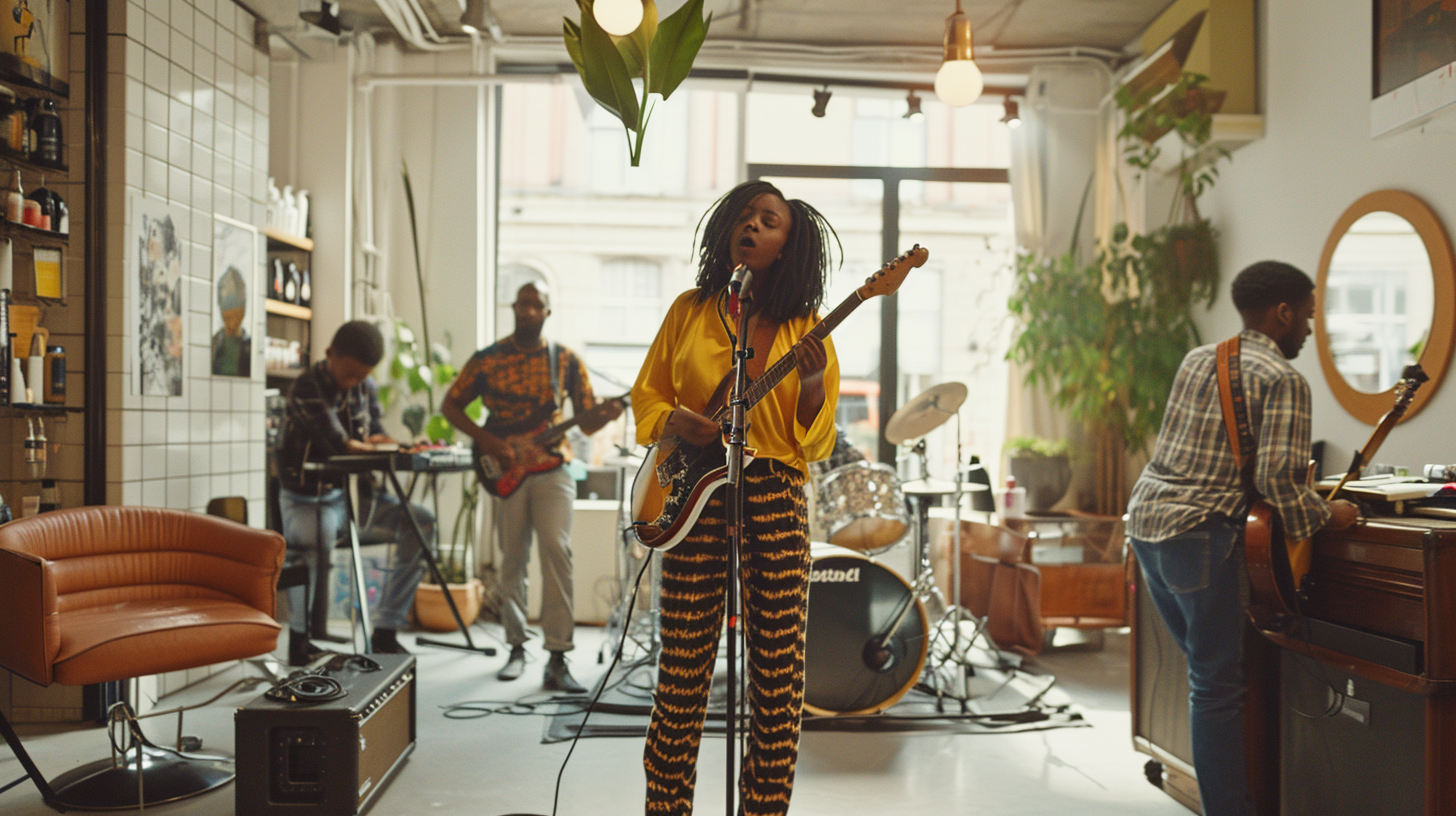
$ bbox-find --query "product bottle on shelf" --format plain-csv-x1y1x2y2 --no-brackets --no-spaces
5,169,22,223
28,98,61,166
299,268,311,308
997,475,1027,521
43,343,63,403
53,191,66,234
284,262,299,303
28,176,52,230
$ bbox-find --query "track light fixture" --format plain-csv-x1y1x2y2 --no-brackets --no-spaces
299,0,342,35
460,0,488,33
904,90,924,121
593,0,644,36
934,0,983,107
811,86,832,118
1001,97,1021,128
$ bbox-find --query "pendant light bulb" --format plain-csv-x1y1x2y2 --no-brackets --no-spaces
934,0,983,107
593,0,644,37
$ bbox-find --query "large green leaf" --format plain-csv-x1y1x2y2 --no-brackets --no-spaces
426,414,455,444
647,0,709,99
564,18,586,78
614,0,658,79
402,404,426,437
575,0,639,128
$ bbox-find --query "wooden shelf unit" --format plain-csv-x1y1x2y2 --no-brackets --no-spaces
265,300,312,320
262,226,314,252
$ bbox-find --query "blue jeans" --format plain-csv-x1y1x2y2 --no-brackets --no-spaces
279,487,435,633
1131,517,1253,816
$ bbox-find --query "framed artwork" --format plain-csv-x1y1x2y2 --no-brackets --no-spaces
211,215,258,378
0,0,69,95
130,196,185,397
1372,0,1456,136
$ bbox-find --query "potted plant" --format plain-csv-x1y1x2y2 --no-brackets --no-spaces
1006,436,1072,511
1008,71,1227,512
377,162,490,631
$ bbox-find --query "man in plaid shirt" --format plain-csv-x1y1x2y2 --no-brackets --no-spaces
1127,261,1357,816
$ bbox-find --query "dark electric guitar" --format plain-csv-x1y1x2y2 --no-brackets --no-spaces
475,396,628,498
629,246,929,551
1244,363,1428,625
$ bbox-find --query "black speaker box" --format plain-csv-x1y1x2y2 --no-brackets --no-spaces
235,654,416,815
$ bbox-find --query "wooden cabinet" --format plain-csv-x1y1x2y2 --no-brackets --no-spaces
263,228,313,385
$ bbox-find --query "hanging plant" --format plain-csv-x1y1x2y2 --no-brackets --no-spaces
563,0,711,166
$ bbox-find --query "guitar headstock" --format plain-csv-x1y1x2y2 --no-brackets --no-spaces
857,245,929,300
1391,363,1430,417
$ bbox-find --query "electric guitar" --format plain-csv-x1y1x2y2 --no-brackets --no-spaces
475,395,628,498
630,246,929,551
1244,363,1428,626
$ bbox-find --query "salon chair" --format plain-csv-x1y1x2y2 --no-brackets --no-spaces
0,506,284,811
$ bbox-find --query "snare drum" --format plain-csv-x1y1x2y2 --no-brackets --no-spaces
816,462,909,554
804,551,927,716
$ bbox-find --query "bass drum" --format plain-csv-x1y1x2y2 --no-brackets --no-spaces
803,549,927,716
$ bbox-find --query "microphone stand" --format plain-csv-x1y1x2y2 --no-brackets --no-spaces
723,281,753,816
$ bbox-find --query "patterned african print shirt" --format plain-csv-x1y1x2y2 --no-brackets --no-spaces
447,338,598,450
1127,329,1331,543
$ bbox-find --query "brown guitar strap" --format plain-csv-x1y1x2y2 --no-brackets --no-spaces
1215,336,1259,499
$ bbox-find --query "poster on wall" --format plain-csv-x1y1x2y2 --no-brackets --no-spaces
211,215,257,378
0,0,69,95
1374,0,1456,97
131,196,185,397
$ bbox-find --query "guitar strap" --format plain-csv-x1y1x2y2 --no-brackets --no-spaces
1215,336,1259,498
548,341,562,409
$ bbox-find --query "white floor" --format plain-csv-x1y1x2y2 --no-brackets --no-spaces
2,626,1191,815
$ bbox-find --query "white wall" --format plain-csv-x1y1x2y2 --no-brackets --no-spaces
1199,0,1456,471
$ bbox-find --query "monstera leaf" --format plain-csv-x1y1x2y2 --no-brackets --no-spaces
564,0,710,166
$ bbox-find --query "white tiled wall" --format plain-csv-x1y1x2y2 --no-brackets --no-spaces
106,0,270,522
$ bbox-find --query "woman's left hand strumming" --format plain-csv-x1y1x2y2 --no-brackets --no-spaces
795,334,827,427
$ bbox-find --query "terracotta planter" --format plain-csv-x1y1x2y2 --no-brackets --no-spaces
414,578,484,632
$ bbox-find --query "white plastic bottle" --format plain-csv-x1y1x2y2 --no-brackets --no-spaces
998,475,1027,521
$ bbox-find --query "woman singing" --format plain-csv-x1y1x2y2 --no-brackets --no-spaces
633,180,841,815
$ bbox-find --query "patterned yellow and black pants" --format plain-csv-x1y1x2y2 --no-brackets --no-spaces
644,458,812,816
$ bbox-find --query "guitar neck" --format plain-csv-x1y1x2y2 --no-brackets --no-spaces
710,290,864,421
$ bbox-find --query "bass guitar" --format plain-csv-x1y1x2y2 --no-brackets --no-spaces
476,395,628,498
1244,363,1428,625
630,246,929,551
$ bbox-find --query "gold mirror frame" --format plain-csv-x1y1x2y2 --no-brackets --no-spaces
1315,190,1454,425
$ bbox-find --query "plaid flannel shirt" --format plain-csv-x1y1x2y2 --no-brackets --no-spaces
277,360,385,493
1127,329,1331,543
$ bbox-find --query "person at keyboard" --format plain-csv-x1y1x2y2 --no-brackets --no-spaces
277,320,435,665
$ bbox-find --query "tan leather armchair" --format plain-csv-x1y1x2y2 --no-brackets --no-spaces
0,506,285,811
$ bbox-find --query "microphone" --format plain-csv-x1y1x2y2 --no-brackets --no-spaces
728,264,752,319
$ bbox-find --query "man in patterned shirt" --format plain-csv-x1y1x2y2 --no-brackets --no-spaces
443,283,622,692
1127,261,1358,816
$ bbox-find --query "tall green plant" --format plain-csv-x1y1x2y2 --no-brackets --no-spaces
374,161,486,584
1008,71,1229,455
563,0,710,166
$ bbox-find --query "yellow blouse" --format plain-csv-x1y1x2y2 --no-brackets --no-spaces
633,289,840,476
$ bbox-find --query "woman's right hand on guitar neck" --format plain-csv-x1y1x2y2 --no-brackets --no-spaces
663,407,721,447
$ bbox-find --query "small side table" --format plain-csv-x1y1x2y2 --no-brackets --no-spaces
1004,511,1128,629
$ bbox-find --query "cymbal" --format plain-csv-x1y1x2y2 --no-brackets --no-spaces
884,382,968,445
902,477,958,496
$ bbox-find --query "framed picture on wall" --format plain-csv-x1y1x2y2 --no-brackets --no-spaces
0,0,70,95
211,215,258,378
129,196,185,398
1372,0,1456,136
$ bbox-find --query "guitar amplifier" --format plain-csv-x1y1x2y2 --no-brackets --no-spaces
235,654,416,815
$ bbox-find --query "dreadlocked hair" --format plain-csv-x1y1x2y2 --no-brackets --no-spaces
693,180,841,323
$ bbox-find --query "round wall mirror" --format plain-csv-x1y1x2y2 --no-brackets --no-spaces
1316,190,1454,425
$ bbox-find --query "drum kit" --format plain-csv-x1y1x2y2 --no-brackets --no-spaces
602,381,1013,717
